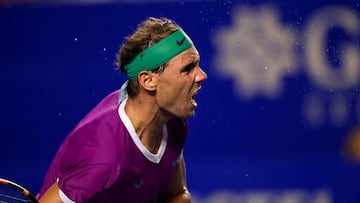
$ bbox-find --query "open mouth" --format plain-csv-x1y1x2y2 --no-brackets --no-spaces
191,97,197,107
191,92,198,107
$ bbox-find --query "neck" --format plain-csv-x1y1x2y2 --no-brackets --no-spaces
124,94,169,153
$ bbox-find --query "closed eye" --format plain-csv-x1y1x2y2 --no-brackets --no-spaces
181,63,196,73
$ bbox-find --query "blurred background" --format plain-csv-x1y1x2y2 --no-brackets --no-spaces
1,0,360,202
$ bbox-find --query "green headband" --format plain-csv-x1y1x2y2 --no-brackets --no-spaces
124,29,193,79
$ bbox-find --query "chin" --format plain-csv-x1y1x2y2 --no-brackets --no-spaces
173,111,195,119
185,111,196,118
167,106,196,118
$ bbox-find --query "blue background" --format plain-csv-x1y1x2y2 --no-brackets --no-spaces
1,0,360,202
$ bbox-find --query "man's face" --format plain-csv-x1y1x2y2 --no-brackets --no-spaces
154,47,207,118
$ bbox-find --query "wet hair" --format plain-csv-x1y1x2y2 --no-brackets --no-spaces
115,17,181,97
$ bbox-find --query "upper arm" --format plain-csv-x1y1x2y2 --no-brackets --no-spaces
40,121,116,202
38,182,63,203
161,157,191,203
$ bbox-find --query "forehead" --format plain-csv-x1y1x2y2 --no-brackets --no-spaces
168,47,200,66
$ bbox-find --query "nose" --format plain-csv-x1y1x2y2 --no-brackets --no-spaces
196,66,208,83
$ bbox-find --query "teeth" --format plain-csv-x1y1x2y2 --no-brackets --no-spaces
191,98,197,107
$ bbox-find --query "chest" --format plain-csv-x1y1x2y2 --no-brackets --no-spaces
103,140,180,202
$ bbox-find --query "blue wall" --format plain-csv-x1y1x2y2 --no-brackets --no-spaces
1,1,360,202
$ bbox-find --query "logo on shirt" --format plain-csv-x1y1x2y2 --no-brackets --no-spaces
133,179,144,190
172,159,178,167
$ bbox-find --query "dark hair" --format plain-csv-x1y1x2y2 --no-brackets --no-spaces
115,17,180,97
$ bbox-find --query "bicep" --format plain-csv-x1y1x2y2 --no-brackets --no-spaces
160,157,191,203
46,123,115,202
38,182,63,203
40,157,113,203
166,157,188,196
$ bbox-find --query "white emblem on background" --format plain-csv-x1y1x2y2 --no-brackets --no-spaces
213,5,297,99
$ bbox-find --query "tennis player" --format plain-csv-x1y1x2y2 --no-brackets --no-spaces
37,17,207,203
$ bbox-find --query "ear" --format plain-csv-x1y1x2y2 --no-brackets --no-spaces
138,71,157,91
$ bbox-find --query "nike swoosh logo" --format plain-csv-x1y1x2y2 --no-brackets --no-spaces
176,37,186,46
172,160,177,167
134,179,144,190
